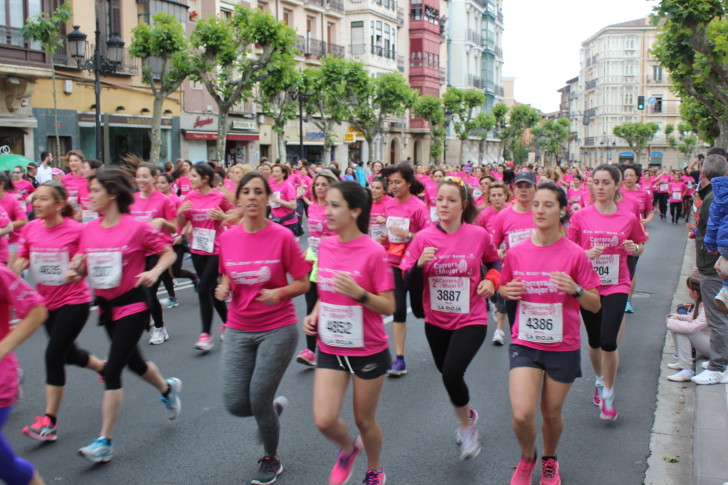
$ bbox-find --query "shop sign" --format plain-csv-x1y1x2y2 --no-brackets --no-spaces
345,133,356,143
230,120,257,131
194,116,214,128
78,113,172,127
305,131,325,141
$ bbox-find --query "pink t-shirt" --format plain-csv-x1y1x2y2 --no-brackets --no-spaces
218,222,311,332
79,214,168,320
622,187,653,220
369,196,390,241
499,237,601,352
316,235,393,356
566,186,589,212
77,180,93,213
224,178,237,193
0,192,26,244
269,181,297,225
423,180,438,208
566,205,647,295
176,176,191,198
307,202,332,239
401,223,499,330
131,190,177,245
642,175,653,195
490,205,536,250
562,173,574,185
668,182,687,203
61,173,87,206
181,189,236,255
383,195,429,265
0,207,10,263
654,174,671,193
681,175,696,196
617,196,641,220
10,179,34,213
0,265,44,407
297,175,312,198
474,205,499,231
18,218,91,310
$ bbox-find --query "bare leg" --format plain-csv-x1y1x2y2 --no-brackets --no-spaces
352,375,386,470
313,369,353,451
139,361,168,393
509,367,543,459
100,389,123,438
588,346,602,378
602,350,620,390
540,376,572,456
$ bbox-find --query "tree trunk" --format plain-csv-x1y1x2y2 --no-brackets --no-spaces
150,95,165,165
459,139,465,164
716,118,728,149
478,140,485,165
323,143,332,166
216,109,229,163
276,128,287,163
51,66,61,163
361,138,370,165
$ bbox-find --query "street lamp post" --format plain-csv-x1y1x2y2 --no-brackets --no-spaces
67,20,124,162
443,108,453,164
295,91,311,163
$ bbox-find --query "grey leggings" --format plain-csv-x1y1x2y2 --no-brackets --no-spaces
222,324,298,456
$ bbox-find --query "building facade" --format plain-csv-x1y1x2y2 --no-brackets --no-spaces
577,17,684,168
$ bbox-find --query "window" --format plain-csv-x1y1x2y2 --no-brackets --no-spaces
652,65,663,82
1,0,41,47
625,38,635,50
283,9,291,26
652,96,663,113
257,1,269,11
96,0,122,39
220,7,232,20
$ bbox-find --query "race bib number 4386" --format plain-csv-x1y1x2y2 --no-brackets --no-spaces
518,301,563,343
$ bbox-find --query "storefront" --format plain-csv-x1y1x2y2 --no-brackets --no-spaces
648,151,663,167
182,115,260,166
227,119,260,165
618,151,635,164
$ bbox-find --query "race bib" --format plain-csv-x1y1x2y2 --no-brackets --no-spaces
518,301,564,343
386,216,410,244
82,210,99,224
270,191,281,209
296,186,306,198
319,302,364,348
508,229,534,248
672,191,681,200
87,251,122,289
308,220,323,235
68,196,79,209
369,222,386,241
473,189,482,199
30,251,69,286
571,203,582,212
429,276,470,314
659,183,668,192
19,200,27,212
592,254,619,285
191,227,216,253
308,237,321,257
429,206,439,223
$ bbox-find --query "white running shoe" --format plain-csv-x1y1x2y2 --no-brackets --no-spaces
691,369,725,385
457,426,481,461
666,362,682,370
492,329,505,346
667,369,695,382
195,333,213,352
149,327,168,345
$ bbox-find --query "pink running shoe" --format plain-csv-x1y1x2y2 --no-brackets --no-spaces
296,348,317,367
22,415,57,442
540,457,561,485
329,436,363,485
593,382,603,406
362,468,386,485
600,393,618,421
195,333,213,352
511,451,538,485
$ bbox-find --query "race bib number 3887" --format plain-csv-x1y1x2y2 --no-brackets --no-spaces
429,276,470,314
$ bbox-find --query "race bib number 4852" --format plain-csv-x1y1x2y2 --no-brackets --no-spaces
319,302,364,348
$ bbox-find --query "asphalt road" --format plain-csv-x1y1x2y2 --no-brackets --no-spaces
6,218,688,485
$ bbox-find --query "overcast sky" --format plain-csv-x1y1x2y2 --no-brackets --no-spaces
502,0,658,113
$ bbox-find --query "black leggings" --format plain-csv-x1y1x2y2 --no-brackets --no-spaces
392,265,408,322
657,192,668,216
145,255,165,329
670,201,683,222
161,269,175,299
304,280,318,352
580,293,628,352
44,303,92,386
191,253,227,335
172,243,198,283
101,310,150,390
425,323,487,407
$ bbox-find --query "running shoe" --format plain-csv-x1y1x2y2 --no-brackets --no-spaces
456,408,479,443
593,382,604,407
666,362,682,370
715,288,728,314
691,369,726,385
22,415,57,442
329,436,363,485
492,328,505,346
160,377,182,420
362,468,386,485
387,357,407,377
540,456,561,485
166,298,179,309
457,425,482,460
195,333,214,352
220,324,227,342
149,327,169,345
599,393,618,421
624,300,634,313
510,451,538,485
296,348,317,367
79,436,113,463
251,456,283,485
667,369,695,382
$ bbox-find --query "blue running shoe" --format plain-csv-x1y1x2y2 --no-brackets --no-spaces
161,377,182,420
624,300,634,313
79,436,113,463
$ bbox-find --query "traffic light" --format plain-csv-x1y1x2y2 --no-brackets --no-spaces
637,96,645,110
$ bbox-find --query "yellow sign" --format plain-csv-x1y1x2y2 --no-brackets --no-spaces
345,133,356,143
347,126,364,137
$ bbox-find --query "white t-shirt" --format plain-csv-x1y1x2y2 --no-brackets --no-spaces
36,164,53,184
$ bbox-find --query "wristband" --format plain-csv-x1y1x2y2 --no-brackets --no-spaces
278,287,288,300
484,269,501,291
357,292,369,304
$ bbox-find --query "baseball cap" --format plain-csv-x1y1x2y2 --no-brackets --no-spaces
514,171,537,185
464,165,472,173
27,162,38,169
505,161,515,167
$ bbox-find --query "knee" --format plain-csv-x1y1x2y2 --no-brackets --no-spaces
224,392,252,417
602,341,618,352
540,406,563,424
314,412,339,434
101,366,122,390
353,413,378,433
512,408,536,428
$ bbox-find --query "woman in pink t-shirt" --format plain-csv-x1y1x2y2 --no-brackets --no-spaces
132,163,179,345
680,171,696,223
380,162,429,376
14,182,105,442
296,165,313,223
423,169,445,223
178,162,236,350
296,169,338,366
0,264,47,485
667,172,687,224
367,161,383,184
77,159,102,224
60,150,87,211
68,168,181,463
652,169,672,221
214,172,310,485
566,174,588,212
269,164,299,235
0,172,28,267
303,181,394,485
10,166,34,215
500,182,601,485
567,164,646,422
400,177,501,462
368,175,391,242
473,175,493,210
0,207,12,264
172,159,192,199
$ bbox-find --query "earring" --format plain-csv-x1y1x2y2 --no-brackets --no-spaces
560,211,565,217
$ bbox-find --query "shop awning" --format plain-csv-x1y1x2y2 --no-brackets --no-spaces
184,131,259,141
227,133,259,141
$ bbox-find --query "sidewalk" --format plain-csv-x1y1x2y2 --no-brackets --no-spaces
645,238,728,485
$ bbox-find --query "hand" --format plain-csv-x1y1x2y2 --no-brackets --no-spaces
622,240,639,255
477,279,495,298
389,226,409,239
70,254,86,273
256,288,281,306
215,283,230,301
417,247,437,268
208,207,224,221
586,246,604,259
334,273,363,300
498,248,506,260
500,277,525,300
11,257,28,276
271,194,281,204
172,235,183,245
550,271,577,295
134,270,158,288
377,234,387,245
715,256,728,279
303,313,318,336
65,269,82,283
150,218,165,231
376,215,386,223
178,200,192,215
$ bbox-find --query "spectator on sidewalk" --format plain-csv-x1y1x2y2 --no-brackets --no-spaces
36,151,53,184
703,171,728,313
666,275,710,382
691,153,728,385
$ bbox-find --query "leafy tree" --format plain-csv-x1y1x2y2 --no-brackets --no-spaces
678,96,718,145
190,6,297,162
473,112,496,165
258,64,300,163
531,118,570,165
666,123,699,166
21,2,72,162
443,88,486,163
130,12,190,165
413,95,446,163
492,104,540,162
347,70,417,165
652,1,728,147
613,122,659,164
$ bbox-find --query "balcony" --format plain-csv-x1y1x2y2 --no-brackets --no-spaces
398,55,405,72
494,46,502,58
467,29,482,47
297,36,327,59
305,0,345,13
397,7,405,24
348,44,397,61
585,79,598,91
327,42,345,58
647,77,666,84
496,84,504,97
585,136,596,146
349,43,367,56
467,74,482,89
484,80,494,94
497,9,504,24
440,67,447,82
